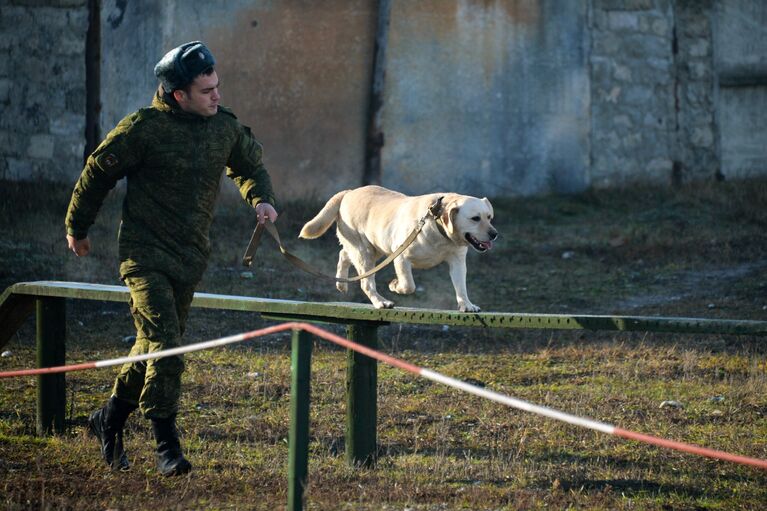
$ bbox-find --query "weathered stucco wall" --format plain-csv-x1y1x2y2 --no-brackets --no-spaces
100,0,376,201
715,0,767,179
100,0,161,133
383,0,590,197
2,0,766,199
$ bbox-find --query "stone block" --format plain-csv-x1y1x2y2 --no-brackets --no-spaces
24,8,70,39
646,57,672,72
6,157,33,179
688,111,713,127
592,32,622,56
594,0,654,11
647,157,672,174
0,78,9,102
622,132,642,149
614,64,632,81
685,82,712,105
599,85,622,103
67,8,88,30
608,11,640,31
0,31,18,51
624,33,670,59
58,137,85,159
589,57,613,85
0,7,33,32
614,114,634,129
687,38,710,58
594,130,621,148
17,56,51,83
27,133,55,159
65,87,85,112
0,50,10,76
0,130,25,157
643,112,667,128
650,17,670,37
10,0,85,6
591,10,609,30
622,84,653,105
690,126,714,148
26,86,66,114
53,58,86,84
50,112,85,135
687,61,710,80
680,14,710,37
57,34,84,55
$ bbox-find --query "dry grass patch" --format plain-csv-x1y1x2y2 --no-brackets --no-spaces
2,178,767,509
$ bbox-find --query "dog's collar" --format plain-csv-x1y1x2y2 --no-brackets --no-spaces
433,217,451,241
427,196,451,241
428,196,445,218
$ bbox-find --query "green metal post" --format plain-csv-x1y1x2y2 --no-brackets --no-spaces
345,323,378,467
36,297,66,435
288,328,313,511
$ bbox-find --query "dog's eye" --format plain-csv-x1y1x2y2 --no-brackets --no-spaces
471,216,481,222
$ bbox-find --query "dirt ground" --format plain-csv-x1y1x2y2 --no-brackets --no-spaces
1,177,766,510
3,177,766,318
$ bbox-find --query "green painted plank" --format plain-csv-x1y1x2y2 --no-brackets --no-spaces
5,281,767,335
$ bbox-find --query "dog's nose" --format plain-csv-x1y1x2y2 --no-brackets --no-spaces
489,229,498,240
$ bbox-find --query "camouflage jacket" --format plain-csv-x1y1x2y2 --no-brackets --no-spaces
65,89,276,283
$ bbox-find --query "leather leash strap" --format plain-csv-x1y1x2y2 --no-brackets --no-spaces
242,197,445,283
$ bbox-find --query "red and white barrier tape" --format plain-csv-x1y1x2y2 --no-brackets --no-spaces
1,321,765,470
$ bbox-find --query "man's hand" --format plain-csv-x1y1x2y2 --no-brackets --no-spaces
256,203,278,224
66,235,91,257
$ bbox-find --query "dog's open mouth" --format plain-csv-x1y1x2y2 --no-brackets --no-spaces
465,233,493,253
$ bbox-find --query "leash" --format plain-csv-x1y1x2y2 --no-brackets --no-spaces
242,197,445,283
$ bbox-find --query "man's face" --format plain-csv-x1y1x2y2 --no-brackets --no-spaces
174,70,220,117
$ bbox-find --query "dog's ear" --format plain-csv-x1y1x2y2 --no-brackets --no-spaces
441,200,461,238
482,197,494,218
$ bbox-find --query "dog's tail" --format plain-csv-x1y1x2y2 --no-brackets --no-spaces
299,190,349,239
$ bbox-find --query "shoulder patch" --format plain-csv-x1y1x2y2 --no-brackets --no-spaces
102,153,119,168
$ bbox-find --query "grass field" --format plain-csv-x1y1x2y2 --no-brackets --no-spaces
1,177,766,510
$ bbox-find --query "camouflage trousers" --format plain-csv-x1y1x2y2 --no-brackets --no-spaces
112,270,197,419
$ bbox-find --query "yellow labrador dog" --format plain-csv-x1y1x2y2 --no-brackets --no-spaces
299,185,497,311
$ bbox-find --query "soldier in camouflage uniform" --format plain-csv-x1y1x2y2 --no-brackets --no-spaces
65,41,277,476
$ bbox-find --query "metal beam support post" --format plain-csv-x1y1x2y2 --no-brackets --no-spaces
345,323,379,467
288,328,313,511
36,297,66,435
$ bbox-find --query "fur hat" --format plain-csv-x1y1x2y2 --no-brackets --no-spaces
154,41,216,92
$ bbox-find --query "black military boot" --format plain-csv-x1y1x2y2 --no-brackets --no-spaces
88,396,138,471
151,415,192,476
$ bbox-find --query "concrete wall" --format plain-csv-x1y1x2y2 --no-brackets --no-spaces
2,0,766,199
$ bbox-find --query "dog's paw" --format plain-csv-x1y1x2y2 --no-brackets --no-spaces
336,282,348,293
388,278,415,295
458,303,481,313
372,298,395,309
